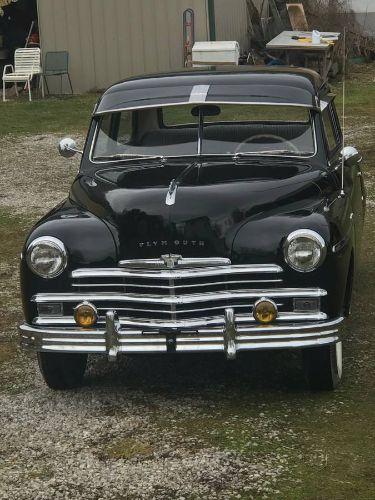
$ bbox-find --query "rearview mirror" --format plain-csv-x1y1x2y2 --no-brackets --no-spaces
341,146,361,167
58,137,82,158
191,104,221,117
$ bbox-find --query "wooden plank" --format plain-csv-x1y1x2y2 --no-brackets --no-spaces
287,3,309,31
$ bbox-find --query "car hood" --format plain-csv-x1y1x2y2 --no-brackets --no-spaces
70,160,325,260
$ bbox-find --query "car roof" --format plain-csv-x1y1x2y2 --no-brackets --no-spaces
94,66,327,115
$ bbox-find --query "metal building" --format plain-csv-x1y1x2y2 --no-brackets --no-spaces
215,0,250,51
37,0,251,93
349,0,375,36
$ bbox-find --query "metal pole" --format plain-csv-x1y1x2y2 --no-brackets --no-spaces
198,109,204,155
207,0,216,41
341,27,346,197
25,21,34,47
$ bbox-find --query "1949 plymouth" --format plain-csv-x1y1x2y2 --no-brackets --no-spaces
19,67,365,390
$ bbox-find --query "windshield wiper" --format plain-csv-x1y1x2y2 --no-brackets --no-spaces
165,160,200,206
234,150,298,158
94,154,167,162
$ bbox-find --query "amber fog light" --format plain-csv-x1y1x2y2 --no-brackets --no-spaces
74,302,97,328
253,298,278,324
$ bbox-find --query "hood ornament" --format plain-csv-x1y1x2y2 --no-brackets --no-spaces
165,161,200,206
161,254,182,269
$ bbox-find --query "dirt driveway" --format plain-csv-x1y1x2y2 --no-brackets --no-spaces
0,118,374,499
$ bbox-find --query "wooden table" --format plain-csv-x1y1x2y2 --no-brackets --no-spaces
266,31,341,79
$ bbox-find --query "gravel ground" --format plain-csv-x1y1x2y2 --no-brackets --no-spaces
0,357,289,500
0,134,289,499
0,134,81,218
0,130,374,499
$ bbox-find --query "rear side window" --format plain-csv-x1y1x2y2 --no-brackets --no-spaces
162,104,309,127
322,107,339,152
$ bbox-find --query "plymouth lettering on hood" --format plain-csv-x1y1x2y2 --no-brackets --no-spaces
138,240,205,248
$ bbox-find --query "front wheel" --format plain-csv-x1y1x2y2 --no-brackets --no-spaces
302,342,342,391
37,352,88,390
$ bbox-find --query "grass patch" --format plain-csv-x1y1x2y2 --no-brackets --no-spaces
334,64,375,113
0,209,30,254
0,342,17,364
0,94,98,137
0,209,29,335
98,437,154,461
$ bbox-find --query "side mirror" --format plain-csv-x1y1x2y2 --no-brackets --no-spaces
58,137,82,158
341,146,361,167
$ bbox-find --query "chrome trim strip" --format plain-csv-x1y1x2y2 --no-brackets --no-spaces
94,101,315,116
20,317,344,343
89,107,317,164
118,256,231,269
22,316,343,336
22,337,339,353
71,264,283,279
32,288,327,305
33,312,328,328
97,303,271,315
71,279,283,289
19,317,344,354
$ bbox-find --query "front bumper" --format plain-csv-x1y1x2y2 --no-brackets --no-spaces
19,310,344,361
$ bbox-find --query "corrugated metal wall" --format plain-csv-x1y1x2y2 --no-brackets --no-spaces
37,0,210,93
349,0,375,36
214,0,250,50
350,0,375,12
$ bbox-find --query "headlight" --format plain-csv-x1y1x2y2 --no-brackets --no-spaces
284,229,326,272
26,236,67,278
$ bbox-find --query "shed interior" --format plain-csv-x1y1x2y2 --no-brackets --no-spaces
0,0,38,74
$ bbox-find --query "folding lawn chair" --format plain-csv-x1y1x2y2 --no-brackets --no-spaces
2,47,44,102
43,51,73,95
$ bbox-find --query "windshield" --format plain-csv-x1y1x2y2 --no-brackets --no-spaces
92,104,315,160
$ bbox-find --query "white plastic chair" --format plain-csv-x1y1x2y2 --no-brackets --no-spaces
2,48,44,102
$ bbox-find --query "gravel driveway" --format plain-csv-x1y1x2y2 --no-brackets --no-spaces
0,133,373,499
0,135,289,499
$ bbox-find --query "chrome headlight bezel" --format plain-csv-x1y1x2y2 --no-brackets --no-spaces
283,229,326,273
26,236,67,279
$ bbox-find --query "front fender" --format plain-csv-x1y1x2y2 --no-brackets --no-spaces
20,200,117,323
232,210,353,318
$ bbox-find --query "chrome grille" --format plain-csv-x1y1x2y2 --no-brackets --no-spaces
70,257,284,321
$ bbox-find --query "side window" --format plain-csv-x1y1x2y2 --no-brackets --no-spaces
94,112,134,158
322,106,339,153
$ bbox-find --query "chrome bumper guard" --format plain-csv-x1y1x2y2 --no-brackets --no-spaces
19,311,344,361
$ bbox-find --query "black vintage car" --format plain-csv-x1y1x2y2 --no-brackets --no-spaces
20,67,365,390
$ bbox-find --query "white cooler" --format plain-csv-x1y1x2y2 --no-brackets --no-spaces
192,41,240,68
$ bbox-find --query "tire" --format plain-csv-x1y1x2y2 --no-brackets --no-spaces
302,342,342,391
37,352,88,390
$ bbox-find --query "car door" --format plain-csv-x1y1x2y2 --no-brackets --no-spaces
321,100,364,248
330,102,366,243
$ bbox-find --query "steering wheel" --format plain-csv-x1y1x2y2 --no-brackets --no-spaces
234,133,300,155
